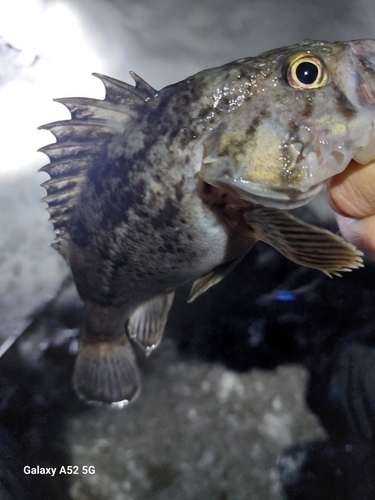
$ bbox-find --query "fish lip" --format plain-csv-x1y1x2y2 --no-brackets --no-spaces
214,177,324,209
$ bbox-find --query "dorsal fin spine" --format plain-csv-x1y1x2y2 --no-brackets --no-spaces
128,71,158,98
39,72,157,258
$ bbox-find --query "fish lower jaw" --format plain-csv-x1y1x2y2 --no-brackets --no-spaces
215,178,324,209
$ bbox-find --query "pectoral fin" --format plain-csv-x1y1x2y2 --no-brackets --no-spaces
244,206,363,276
128,291,175,355
188,257,244,303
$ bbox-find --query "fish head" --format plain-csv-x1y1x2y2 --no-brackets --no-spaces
202,39,375,208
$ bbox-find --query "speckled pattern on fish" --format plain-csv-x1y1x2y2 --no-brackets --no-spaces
39,39,375,405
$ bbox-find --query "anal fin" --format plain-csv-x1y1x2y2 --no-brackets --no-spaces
244,206,364,276
128,291,175,355
73,335,141,406
188,257,244,303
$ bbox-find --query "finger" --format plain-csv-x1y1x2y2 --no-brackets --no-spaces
327,160,375,219
336,214,375,260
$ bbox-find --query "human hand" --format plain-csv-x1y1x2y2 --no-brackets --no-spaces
327,159,375,260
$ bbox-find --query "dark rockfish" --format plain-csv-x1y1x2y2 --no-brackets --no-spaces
39,39,375,405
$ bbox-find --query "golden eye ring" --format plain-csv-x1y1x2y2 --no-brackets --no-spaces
286,54,329,89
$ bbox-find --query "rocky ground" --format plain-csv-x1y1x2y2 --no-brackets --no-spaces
0,276,325,500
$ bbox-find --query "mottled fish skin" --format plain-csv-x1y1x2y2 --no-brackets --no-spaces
39,39,375,405
202,39,375,207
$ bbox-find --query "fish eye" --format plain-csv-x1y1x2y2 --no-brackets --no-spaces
286,54,328,89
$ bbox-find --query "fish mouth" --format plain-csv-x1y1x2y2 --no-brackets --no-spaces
214,177,325,209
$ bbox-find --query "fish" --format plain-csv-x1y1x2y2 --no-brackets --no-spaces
39,39,375,406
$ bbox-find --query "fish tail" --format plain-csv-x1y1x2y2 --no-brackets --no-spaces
73,335,141,406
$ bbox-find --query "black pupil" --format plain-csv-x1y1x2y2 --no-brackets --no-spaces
295,61,319,85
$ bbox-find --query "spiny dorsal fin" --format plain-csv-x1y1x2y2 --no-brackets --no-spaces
39,72,157,257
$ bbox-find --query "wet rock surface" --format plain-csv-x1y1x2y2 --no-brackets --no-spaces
0,172,69,348
66,343,322,500
2,246,375,499
0,277,325,500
